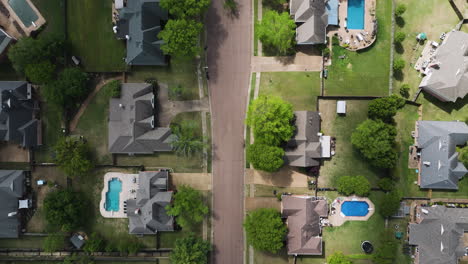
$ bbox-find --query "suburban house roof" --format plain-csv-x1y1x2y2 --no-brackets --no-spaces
115,0,168,66
415,121,468,190
0,81,40,148
0,29,13,55
126,171,174,234
284,111,329,167
290,0,330,44
0,170,25,238
281,195,328,255
419,31,468,102
408,206,468,264
70,234,85,249
108,83,174,154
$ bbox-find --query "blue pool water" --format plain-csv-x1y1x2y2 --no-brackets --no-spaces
341,201,369,216
347,0,365,30
8,0,39,27
105,178,122,212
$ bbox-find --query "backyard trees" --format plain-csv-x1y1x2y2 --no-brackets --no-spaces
394,32,406,43
336,176,371,197
83,232,104,253
327,252,353,264
459,146,468,167
393,59,405,71
24,61,55,85
243,208,287,253
395,4,407,17
351,119,397,169
54,137,94,178
160,0,210,18
170,234,211,264
247,143,284,172
257,11,296,55
400,84,410,98
367,95,405,123
171,120,206,157
379,190,402,218
159,19,203,58
166,185,209,229
378,178,395,192
44,189,87,231
43,68,89,110
43,232,66,252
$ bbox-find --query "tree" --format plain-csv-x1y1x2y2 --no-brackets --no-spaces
459,146,468,168
44,232,65,252
63,254,95,264
380,190,402,218
170,233,211,264
243,208,287,253
247,143,284,172
171,120,207,157
367,95,405,123
159,19,203,58
395,4,406,17
353,176,371,196
224,0,238,13
394,32,406,43
43,68,88,110
160,0,210,18
43,189,87,231
327,252,353,264
351,119,397,168
257,11,296,55
336,176,370,196
24,61,55,84
393,59,405,71
378,178,394,192
54,137,94,178
83,232,104,254
246,95,294,146
166,185,209,229
400,84,410,98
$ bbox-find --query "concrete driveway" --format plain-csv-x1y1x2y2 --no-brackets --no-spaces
206,0,251,262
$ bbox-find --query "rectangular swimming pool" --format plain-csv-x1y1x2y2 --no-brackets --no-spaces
347,0,365,30
341,201,369,216
8,0,38,27
105,178,122,212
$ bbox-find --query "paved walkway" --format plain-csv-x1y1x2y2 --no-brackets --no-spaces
245,167,309,188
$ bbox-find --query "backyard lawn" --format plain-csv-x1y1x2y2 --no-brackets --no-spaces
34,101,64,163
32,0,66,37
259,72,321,110
67,0,126,72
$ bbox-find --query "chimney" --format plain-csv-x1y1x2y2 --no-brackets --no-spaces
119,103,125,109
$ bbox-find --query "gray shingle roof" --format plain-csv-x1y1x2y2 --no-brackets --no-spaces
0,170,25,238
408,206,468,264
419,31,468,102
126,171,174,234
0,82,40,148
290,0,328,44
0,29,13,55
415,121,468,190
116,0,168,66
108,83,174,154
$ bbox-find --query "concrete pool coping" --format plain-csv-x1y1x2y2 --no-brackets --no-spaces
99,172,140,218
0,0,45,39
328,196,375,226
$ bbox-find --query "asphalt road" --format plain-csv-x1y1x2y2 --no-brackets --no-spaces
206,0,252,263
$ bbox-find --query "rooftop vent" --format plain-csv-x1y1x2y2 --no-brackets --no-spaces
423,161,431,166
125,35,130,40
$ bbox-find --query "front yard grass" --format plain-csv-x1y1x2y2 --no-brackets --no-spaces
324,0,391,96
67,0,126,72
259,72,321,111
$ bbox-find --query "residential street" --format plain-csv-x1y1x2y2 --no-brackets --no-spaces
206,0,252,262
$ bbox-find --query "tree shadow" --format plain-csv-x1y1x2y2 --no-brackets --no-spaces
420,92,468,114
396,17,405,28
395,43,405,54
393,70,404,81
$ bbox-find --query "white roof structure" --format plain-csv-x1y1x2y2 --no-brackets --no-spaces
337,101,346,114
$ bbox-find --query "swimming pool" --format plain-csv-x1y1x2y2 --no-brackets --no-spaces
341,201,369,216
347,0,365,30
8,0,38,27
105,178,122,212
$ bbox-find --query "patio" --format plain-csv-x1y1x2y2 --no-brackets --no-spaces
0,0,45,39
328,196,375,226
99,172,139,218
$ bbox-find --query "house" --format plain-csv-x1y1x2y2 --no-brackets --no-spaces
0,170,27,238
126,171,174,234
281,195,328,255
108,83,174,154
284,111,331,167
289,0,339,45
114,0,168,66
413,121,468,190
408,206,468,264
0,29,13,56
419,31,468,102
0,81,41,148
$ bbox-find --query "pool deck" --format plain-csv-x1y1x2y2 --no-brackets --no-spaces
99,172,139,218
0,0,45,39
328,196,375,226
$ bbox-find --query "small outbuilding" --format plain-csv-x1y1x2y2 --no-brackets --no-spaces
70,234,85,249
337,101,346,115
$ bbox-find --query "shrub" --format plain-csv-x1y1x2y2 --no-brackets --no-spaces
395,4,406,17
394,32,406,43
380,190,402,217
367,95,405,123
459,146,468,168
247,143,284,172
83,232,104,253
170,234,211,264
393,59,405,71
337,176,371,196
400,84,410,98
166,185,209,229
44,232,65,252
328,252,353,264
244,208,287,253
378,178,394,192
107,80,121,98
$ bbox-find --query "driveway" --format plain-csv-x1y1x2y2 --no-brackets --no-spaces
206,0,251,263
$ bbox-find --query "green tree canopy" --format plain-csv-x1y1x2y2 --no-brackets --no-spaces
160,0,210,18
351,119,398,168
336,175,371,196
171,120,206,157
379,190,402,218
327,252,353,264
54,137,94,178
378,178,394,192
43,189,87,232
246,95,294,146
367,95,405,123
247,143,284,172
44,232,66,252
459,146,468,168
400,84,410,98
43,68,89,110
24,61,55,84
159,19,203,58
257,11,296,55
83,232,104,254
395,4,406,17
243,208,287,253
394,32,406,43
166,185,209,229
170,233,211,264
393,59,405,71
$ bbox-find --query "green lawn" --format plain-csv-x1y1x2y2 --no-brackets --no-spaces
0,236,45,249
67,0,126,72
32,0,66,37
34,102,64,163
259,72,321,111
324,0,391,96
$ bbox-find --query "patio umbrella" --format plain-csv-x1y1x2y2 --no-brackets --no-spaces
417,33,427,40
